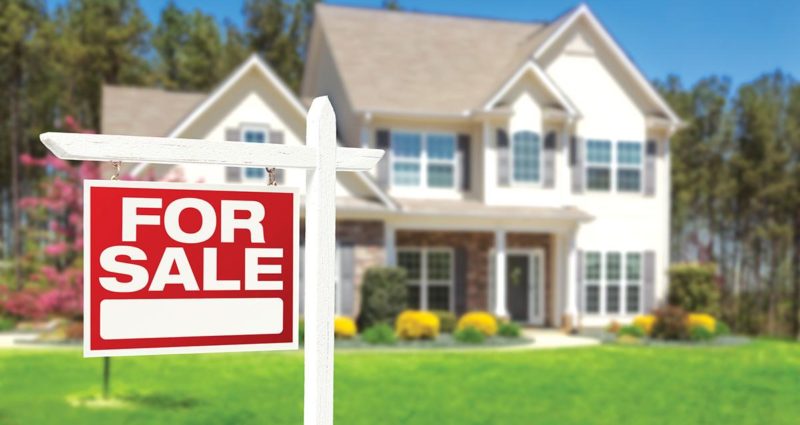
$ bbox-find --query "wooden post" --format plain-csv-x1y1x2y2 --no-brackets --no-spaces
303,97,336,425
102,357,110,399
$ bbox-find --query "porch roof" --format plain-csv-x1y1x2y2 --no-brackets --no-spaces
395,198,592,222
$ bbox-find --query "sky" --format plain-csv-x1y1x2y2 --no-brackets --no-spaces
136,0,799,87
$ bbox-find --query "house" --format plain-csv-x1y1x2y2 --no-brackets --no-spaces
101,4,680,329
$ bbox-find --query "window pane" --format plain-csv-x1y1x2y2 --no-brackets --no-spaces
606,252,621,281
585,252,601,280
585,285,600,313
398,251,421,280
427,134,455,160
617,142,642,165
244,130,266,143
245,167,265,179
407,285,421,309
428,164,454,188
626,253,642,281
587,168,611,190
391,132,422,158
512,131,540,182
626,285,640,313
606,285,620,313
428,286,450,311
586,140,611,164
393,163,420,186
427,251,451,280
617,169,641,192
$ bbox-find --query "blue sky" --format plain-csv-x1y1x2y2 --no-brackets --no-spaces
137,0,799,87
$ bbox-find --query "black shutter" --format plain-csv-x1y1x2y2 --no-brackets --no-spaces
543,131,557,188
454,247,468,314
496,129,510,186
225,128,241,182
376,129,390,188
457,134,471,191
644,140,657,196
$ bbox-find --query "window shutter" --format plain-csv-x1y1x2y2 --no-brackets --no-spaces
454,247,468,314
457,134,471,191
643,251,656,312
576,249,583,313
570,136,583,193
644,140,657,196
543,131,557,188
338,243,356,316
269,130,286,184
496,128,510,186
225,128,241,182
375,129,390,188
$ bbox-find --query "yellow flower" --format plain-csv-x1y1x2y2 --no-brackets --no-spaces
686,313,716,333
456,312,498,336
334,316,357,339
396,310,440,340
633,315,656,335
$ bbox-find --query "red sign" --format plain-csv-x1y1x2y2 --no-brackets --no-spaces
83,180,299,357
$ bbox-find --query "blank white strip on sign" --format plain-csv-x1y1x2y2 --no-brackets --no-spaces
100,298,283,340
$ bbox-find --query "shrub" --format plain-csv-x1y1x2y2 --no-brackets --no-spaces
689,325,714,342
686,313,716,333
454,326,485,344
633,315,656,336
432,310,457,333
0,316,16,332
498,321,522,338
668,263,719,315
361,323,396,345
334,316,357,339
395,310,440,340
357,267,408,329
651,305,689,340
606,321,622,335
618,325,645,338
715,321,731,336
456,312,498,337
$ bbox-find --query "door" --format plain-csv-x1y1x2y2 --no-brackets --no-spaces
506,254,530,322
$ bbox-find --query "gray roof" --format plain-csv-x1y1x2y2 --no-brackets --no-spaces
101,85,206,136
315,4,557,115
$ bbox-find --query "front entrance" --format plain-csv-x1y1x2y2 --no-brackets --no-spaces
506,250,545,325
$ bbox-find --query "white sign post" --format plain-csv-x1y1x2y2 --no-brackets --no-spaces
40,96,383,425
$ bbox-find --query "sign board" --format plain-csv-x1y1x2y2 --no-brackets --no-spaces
83,180,299,357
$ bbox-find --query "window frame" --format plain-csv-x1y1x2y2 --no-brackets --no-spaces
389,130,458,190
397,246,455,311
583,140,645,193
240,125,271,181
583,250,644,316
509,130,543,186
616,141,644,193
584,139,613,192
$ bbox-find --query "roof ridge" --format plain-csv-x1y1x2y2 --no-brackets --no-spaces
316,3,549,27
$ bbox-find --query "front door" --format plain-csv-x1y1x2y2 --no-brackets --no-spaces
507,254,530,322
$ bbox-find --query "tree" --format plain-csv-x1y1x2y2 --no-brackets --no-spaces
152,1,187,89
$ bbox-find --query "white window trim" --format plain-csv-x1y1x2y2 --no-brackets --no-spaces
397,246,455,311
583,250,643,316
584,140,644,194
509,130,544,187
389,130,458,190
240,125,271,182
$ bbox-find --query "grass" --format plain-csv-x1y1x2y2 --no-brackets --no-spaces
0,340,798,424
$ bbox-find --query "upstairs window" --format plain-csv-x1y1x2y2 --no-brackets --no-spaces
586,140,612,190
585,140,643,192
391,131,456,189
617,141,643,192
242,127,269,180
512,131,541,183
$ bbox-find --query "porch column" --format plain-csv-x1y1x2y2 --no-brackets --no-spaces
565,228,579,329
384,224,396,266
494,230,509,318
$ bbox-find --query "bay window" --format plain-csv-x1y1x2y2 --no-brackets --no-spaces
391,131,456,189
397,248,454,311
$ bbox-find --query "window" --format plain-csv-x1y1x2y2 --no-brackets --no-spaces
242,128,269,180
397,248,453,311
586,140,611,190
617,142,642,192
391,131,456,189
583,251,643,315
512,131,541,183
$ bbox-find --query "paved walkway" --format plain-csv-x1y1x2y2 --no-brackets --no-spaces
512,328,600,350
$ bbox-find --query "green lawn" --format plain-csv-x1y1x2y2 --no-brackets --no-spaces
0,341,798,424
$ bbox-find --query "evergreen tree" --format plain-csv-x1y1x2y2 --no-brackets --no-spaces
152,0,187,89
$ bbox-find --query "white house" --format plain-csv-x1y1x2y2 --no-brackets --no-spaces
102,4,681,329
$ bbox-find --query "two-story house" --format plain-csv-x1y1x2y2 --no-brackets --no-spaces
102,4,681,329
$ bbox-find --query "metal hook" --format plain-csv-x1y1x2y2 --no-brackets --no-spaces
266,167,278,186
110,161,121,180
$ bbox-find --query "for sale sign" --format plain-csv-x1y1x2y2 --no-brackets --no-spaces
83,180,299,357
